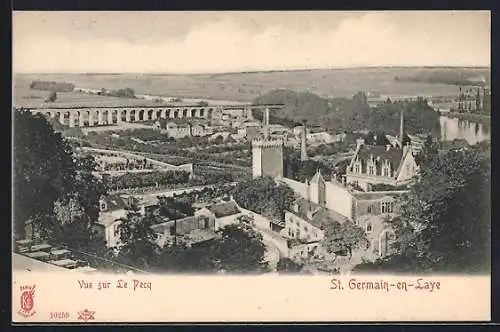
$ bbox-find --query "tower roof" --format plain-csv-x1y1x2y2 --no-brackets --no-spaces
310,169,325,184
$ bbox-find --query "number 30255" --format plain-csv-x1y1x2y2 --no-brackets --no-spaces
50,311,70,319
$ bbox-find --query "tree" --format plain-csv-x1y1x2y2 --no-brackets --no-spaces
45,91,58,102
277,257,304,274
232,176,296,222
354,143,491,274
116,205,160,269
321,218,368,259
14,110,76,239
156,224,267,274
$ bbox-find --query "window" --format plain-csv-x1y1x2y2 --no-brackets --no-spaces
304,225,308,232
100,202,107,211
368,165,375,175
381,201,394,214
366,223,373,233
354,164,360,173
383,167,390,177
367,204,375,214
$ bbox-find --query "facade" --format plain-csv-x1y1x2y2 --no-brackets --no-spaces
252,138,284,178
94,194,136,248
344,139,419,191
150,215,216,248
195,200,243,230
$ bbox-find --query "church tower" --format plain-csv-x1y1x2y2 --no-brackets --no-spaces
252,108,284,178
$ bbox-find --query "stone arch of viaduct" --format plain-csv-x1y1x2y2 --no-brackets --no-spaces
22,105,229,128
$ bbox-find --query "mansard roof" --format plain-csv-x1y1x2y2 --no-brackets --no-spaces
353,145,405,176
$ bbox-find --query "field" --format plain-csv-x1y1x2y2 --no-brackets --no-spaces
14,67,489,108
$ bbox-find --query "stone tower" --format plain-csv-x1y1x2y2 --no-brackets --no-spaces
252,138,284,178
252,107,283,178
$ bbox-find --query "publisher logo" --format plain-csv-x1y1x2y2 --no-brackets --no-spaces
77,309,95,322
18,285,36,318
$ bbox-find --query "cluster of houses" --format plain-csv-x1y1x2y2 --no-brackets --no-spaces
94,193,248,250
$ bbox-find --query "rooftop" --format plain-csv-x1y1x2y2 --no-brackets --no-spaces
290,198,350,229
209,201,241,218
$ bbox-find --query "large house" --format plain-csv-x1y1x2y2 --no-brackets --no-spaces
93,194,137,248
344,138,419,191
195,200,243,230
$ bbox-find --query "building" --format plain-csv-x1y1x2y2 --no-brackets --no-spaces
344,139,419,191
93,194,137,248
162,122,192,138
195,200,243,230
150,215,216,248
452,86,486,113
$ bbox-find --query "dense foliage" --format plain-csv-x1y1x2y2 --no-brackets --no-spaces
353,141,491,274
253,89,440,136
284,147,335,182
155,224,268,274
105,170,191,191
232,176,296,223
14,110,76,238
30,80,75,92
321,219,369,259
99,87,136,98
14,110,108,253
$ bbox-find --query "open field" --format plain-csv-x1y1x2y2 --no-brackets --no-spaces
14,67,489,107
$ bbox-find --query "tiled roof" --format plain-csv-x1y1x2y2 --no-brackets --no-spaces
291,198,350,229
209,201,241,218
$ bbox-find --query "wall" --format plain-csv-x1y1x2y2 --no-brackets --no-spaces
261,146,283,178
252,146,262,178
325,181,353,220
283,212,324,243
280,178,309,201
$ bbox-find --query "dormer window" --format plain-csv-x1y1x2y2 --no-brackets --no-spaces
354,164,360,173
366,222,373,233
100,200,107,212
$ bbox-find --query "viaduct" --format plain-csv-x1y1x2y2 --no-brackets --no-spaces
14,104,285,128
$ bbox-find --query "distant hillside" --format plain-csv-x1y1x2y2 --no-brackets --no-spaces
395,68,490,87
252,89,440,136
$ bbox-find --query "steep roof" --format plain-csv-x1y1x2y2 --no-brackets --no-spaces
310,170,325,184
209,201,241,218
354,145,404,177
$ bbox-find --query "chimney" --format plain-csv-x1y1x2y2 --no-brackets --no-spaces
399,107,405,148
263,108,270,139
356,138,365,150
301,120,308,161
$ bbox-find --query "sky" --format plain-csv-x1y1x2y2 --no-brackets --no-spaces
13,11,491,74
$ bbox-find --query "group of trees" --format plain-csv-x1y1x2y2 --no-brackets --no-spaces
321,218,369,259
104,170,191,191
353,139,491,274
113,205,268,273
232,176,296,223
99,87,136,98
284,147,335,182
30,80,75,92
252,89,441,137
14,110,107,252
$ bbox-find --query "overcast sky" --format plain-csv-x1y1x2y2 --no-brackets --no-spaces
13,11,491,74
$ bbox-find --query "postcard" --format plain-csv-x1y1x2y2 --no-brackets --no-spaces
12,10,491,323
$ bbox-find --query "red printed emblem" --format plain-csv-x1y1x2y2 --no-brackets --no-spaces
78,309,95,321
18,285,36,317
